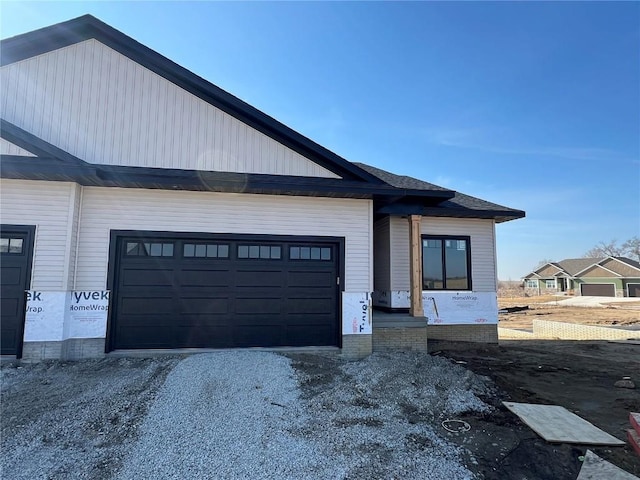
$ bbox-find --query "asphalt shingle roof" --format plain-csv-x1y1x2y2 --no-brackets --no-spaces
355,162,525,221
554,258,605,276
531,256,640,278
353,163,451,192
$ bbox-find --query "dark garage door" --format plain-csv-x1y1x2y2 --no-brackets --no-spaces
628,284,640,298
580,283,616,297
0,225,34,356
109,234,341,350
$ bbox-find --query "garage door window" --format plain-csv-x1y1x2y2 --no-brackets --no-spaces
0,237,23,254
238,245,281,259
184,243,229,258
126,241,174,257
290,246,331,261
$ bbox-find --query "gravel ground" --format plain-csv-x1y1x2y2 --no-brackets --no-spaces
116,351,336,479
1,351,493,479
1,356,180,480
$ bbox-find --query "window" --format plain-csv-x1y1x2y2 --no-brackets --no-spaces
183,243,229,258
237,244,281,259
125,241,174,257
290,246,332,261
422,236,471,290
545,279,556,289
524,279,538,288
0,237,23,254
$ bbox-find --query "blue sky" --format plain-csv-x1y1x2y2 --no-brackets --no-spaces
2,2,639,280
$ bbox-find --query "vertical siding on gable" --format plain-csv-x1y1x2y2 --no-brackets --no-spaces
0,138,35,156
1,40,341,179
0,179,76,290
373,217,391,292
76,188,372,292
389,216,497,292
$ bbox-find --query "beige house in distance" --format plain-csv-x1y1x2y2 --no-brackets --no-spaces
523,257,640,297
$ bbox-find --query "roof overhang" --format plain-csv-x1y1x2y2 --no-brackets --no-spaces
374,202,525,223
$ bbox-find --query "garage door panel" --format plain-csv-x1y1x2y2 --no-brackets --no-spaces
121,268,174,287
179,328,233,348
286,286,335,297
285,325,333,346
179,269,231,287
580,284,615,297
286,297,334,314
288,271,333,287
111,235,339,350
233,325,284,347
120,296,175,316
116,314,178,328
179,297,229,314
114,326,166,348
235,269,285,287
235,297,281,314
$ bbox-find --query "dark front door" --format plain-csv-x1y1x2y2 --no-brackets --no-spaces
0,225,35,356
109,234,340,350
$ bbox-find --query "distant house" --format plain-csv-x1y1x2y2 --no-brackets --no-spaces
523,257,640,297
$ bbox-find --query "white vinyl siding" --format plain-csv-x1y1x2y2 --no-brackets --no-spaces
0,179,76,290
67,185,82,289
0,138,35,156
76,187,372,292
389,216,497,292
373,217,391,292
1,40,341,179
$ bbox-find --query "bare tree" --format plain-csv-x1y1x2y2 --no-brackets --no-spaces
584,239,623,258
621,236,640,262
584,237,640,261
536,258,554,268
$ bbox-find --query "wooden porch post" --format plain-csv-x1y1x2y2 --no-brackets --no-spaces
409,215,424,317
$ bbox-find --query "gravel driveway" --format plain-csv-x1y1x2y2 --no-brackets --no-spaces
2,351,492,479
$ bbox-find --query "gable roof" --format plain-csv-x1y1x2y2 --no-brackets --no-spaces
525,256,640,279
0,15,379,184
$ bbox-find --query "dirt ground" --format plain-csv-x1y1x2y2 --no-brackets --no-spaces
2,333,640,478
498,296,640,330
433,339,640,479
